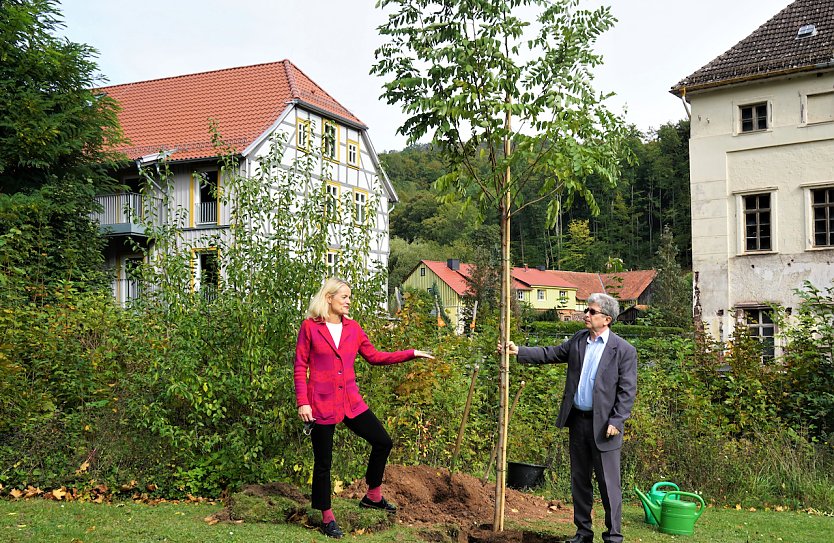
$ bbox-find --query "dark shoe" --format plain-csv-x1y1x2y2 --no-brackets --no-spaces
322,520,344,539
564,535,593,543
359,495,397,513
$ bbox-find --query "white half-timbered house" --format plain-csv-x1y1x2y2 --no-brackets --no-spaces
92,60,397,304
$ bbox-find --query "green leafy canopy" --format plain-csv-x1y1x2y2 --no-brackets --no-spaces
373,0,634,225
0,0,125,193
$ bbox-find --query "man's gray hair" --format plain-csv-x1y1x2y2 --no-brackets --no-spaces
588,292,619,321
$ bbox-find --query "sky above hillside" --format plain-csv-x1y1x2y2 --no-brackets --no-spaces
59,0,791,152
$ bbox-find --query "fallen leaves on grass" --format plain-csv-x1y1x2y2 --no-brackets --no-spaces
3,481,216,506
44,487,68,500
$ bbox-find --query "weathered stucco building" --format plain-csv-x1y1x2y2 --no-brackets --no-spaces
672,0,834,351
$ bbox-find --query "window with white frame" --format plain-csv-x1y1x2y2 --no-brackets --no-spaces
347,140,359,167
326,251,339,276
122,256,143,303
742,307,775,361
811,187,834,247
743,193,772,252
517,290,524,301
740,102,768,132
325,182,340,219
537,289,545,301
196,170,219,225
805,92,834,125
195,249,220,300
322,120,337,160
354,190,367,224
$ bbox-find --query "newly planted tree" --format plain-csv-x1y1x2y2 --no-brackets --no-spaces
374,0,632,528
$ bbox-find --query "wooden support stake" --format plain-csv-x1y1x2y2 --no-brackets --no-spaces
450,363,480,470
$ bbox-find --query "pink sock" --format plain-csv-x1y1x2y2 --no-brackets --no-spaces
322,509,335,524
366,485,382,502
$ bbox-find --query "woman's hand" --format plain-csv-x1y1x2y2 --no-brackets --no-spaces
298,404,314,422
414,350,435,359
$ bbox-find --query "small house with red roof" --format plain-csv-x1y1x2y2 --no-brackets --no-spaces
91,60,398,303
403,259,655,331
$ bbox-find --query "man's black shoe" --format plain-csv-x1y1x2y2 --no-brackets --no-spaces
322,520,344,539
564,535,593,543
359,495,397,513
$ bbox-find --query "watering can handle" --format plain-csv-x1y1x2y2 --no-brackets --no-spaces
665,491,706,519
651,481,680,493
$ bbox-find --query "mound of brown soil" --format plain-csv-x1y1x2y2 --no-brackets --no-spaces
340,464,570,529
209,465,572,541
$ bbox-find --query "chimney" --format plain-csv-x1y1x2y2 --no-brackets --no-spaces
447,259,460,271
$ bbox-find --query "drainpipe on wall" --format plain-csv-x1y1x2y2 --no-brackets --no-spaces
679,87,692,121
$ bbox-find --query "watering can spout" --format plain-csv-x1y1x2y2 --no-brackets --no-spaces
634,486,661,525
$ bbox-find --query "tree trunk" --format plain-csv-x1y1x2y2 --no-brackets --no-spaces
494,94,512,533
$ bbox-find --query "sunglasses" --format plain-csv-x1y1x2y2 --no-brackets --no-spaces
584,307,608,316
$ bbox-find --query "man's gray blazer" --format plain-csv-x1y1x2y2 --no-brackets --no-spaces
517,329,637,452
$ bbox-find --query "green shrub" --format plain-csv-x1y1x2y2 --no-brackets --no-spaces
773,281,834,442
2,131,833,511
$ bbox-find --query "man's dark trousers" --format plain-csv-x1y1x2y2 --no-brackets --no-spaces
569,409,623,543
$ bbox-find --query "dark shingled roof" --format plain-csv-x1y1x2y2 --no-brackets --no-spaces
671,0,834,95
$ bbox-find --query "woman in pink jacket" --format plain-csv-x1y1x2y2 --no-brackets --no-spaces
295,278,433,539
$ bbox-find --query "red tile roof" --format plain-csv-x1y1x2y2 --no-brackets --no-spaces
98,60,365,162
601,270,657,302
421,260,472,296
418,261,655,303
512,267,578,290
547,271,607,301
420,260,529,296
420,261,585,295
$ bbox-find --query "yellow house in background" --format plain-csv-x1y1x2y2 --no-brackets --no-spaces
512,266,578,316
402,259,478,332
402,260,580,330
402,259,658,331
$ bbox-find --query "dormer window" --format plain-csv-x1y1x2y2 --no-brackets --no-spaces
796,24,817,39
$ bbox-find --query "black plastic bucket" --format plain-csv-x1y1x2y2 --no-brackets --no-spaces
506,461,546,490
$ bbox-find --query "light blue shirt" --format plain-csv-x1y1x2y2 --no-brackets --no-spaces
573,329,610,411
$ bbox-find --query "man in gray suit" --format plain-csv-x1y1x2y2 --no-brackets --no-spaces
503,292,637,543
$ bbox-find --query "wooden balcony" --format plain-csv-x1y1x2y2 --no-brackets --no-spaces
92,193,164,236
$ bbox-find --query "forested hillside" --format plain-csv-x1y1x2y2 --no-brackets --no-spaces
381,121,691,288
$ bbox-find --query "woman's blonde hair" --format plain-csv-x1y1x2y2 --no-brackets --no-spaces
306,277,351,319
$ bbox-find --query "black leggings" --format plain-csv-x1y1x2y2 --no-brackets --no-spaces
310,408,393,511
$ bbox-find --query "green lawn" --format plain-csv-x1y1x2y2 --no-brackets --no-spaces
1,499,832,543
618,503,830,543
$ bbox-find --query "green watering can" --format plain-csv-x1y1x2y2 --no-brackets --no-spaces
634,487,706,536
635,481,680,525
